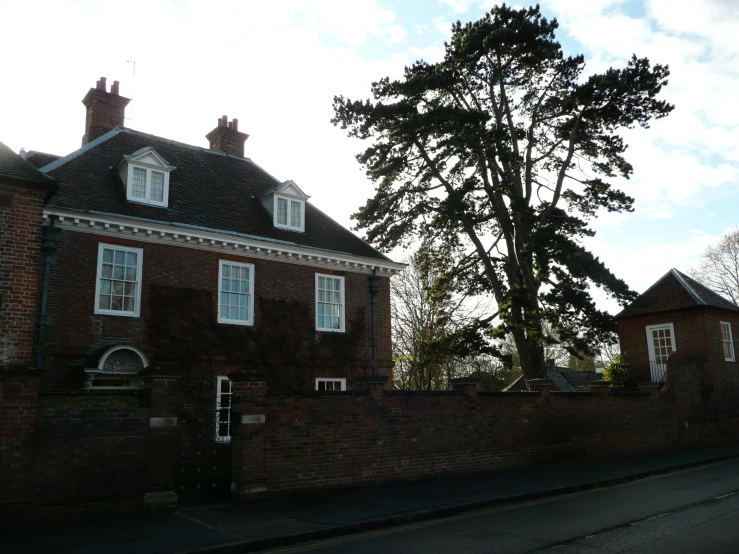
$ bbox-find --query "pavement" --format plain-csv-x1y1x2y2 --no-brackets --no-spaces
4,444,739,554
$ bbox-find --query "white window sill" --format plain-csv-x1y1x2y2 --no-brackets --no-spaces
127,198,168,208
316,327,345,333
218,318,254,326
94,309,140,318
273,223,305,233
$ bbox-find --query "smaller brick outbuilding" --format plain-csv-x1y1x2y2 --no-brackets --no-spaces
616,268,739,389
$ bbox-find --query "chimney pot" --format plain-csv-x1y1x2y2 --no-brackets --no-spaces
81,77,130,146
206,115,249,157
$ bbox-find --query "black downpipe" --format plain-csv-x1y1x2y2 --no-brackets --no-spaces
368,268,379,376
36,219,61,369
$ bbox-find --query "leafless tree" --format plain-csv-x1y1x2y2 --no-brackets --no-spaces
392,248,489,390
691,228,739,305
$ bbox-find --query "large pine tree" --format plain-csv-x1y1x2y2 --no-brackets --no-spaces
332,5,673,380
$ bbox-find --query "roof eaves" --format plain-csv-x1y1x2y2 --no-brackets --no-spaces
47,207,407,269
40,128,123,173
614,268,696,319
308,202,396,263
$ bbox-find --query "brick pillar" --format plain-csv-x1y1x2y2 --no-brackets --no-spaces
0,368,41,513
141,365,182,509
356,375,388,401
526,378,552,396
230,367,269,501
589,379,611,395
450,377,478,397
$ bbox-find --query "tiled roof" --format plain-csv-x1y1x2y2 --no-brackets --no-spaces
41,128,391,262
616,268,739,319
502,366,590,392
0,140,57,188
24,151,61,168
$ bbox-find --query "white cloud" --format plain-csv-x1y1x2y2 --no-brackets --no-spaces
432,15,452,35
546,0,739,221
439,0,475,13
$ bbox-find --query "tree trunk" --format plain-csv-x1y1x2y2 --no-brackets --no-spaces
514,332,546,381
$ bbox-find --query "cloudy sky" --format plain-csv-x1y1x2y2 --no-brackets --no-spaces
1,0,737,313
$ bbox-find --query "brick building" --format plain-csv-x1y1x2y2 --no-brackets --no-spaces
14,77,402,394
0,77,402,513
616,268,739,397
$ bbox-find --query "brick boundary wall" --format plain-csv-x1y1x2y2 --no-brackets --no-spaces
0,371,181,520
3,354,738,519
230,357,739,498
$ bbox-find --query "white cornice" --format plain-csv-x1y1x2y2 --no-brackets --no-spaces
43,208,405,276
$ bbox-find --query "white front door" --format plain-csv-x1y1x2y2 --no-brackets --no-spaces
645,323,676,382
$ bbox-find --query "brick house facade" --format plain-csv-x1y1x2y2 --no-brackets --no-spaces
616,269,739,403
18,77,402,395
0,78,402,514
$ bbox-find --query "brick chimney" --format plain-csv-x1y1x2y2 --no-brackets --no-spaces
81,77,131,146
206,116,249,157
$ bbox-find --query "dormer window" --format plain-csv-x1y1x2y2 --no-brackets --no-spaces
275,195,304,231
260,179,310,233
114,147,175,208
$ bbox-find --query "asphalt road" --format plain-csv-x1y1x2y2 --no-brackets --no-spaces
261,458,739,554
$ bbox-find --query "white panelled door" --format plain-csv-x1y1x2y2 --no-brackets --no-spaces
645,323,675,382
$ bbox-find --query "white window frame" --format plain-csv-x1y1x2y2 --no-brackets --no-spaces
94,243,143,318
315,378,346,391
720,321,735,362
273,194,305,232
315,273,345,333
215,376,232,443
217,260,255,326
125,163,170,208
645,323,676,381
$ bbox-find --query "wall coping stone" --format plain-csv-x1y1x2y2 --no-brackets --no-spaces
551,391,603,396
386,390,464,396
39,389,151,396
478,391,539,396
266,391,368,399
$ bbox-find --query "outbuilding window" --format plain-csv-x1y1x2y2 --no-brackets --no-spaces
95,243,143,317
721,321,735,362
